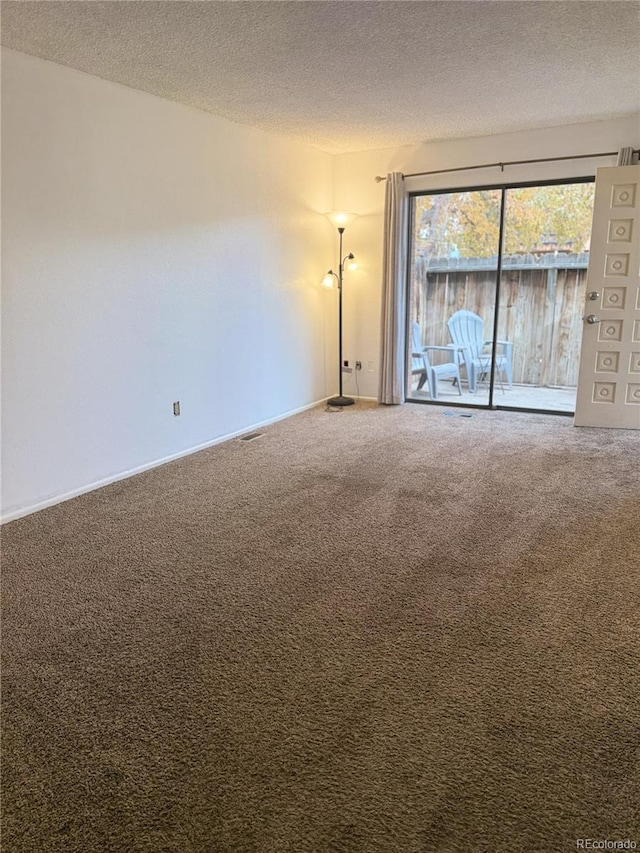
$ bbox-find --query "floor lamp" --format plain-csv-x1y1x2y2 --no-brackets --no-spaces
323,212,358,407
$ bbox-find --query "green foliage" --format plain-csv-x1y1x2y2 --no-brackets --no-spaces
413,183,595,259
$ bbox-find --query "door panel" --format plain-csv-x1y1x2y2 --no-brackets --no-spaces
407,190,501,406
498,183,594,412
575,166,640,429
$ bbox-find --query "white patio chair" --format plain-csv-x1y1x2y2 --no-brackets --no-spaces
446,310,513,394
411,322,462,400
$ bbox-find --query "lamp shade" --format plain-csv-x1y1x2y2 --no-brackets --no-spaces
325,211,358,229
321,272,335,288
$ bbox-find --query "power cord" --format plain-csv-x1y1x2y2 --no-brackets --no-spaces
325,364,363,412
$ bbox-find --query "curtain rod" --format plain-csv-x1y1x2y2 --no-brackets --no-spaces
373,149,640,182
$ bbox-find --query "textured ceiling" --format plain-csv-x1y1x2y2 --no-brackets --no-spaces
1,1,639,154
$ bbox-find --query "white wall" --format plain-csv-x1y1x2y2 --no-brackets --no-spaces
1,48,335,520
333,116,640,399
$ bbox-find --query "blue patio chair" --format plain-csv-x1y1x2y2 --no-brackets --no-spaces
411,322,462,400
446,310,513,393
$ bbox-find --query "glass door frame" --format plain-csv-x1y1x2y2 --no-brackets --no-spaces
405,175,595,415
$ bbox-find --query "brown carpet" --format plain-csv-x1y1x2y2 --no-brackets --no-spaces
2,402,639,853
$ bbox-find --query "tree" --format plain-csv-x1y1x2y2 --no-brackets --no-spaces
413,183,595,259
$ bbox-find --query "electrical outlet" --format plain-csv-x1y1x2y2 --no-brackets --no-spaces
173,401,180,416
355,361,362,370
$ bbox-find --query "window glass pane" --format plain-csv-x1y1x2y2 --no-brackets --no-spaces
497,182,595,412
408,190,502,405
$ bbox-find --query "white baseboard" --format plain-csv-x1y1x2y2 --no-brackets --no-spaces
1,397,328,524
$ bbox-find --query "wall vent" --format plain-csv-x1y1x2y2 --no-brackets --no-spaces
239,432,265,442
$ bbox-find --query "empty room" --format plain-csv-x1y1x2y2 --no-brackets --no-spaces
1,2,639,851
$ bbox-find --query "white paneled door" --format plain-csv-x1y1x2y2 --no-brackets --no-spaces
575,165,640,429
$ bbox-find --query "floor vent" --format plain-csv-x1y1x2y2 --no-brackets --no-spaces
239,432,265,442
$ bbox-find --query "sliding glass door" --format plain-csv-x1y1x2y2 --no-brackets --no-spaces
407,180,595,413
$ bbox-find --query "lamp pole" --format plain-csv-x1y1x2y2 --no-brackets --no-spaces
328,226,355,407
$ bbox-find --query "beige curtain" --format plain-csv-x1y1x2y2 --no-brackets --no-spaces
617,147,635,166
378,172,408,404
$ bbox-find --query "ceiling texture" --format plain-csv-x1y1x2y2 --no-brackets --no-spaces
1,0,639,154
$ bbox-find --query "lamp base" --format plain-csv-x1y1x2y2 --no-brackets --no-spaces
327,395,355,407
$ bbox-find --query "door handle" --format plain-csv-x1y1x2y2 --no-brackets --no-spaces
586,314,600,324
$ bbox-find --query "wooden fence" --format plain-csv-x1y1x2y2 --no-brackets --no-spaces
411,254,589,388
